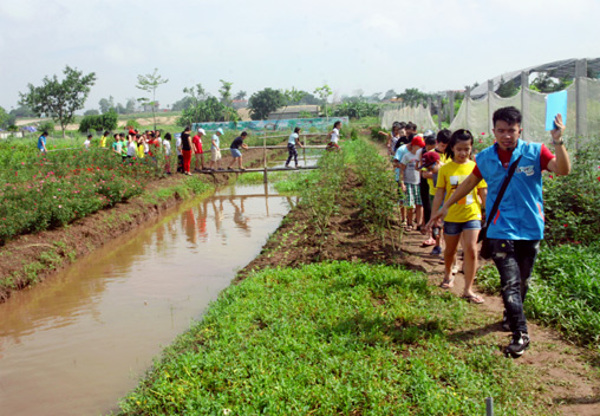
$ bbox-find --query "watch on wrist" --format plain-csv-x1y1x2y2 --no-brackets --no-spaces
553,139,564,146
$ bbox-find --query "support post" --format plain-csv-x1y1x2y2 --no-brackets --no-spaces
437,96,443,130
520,71,529,141
487,80,494,134
486,397,494,416
465,87,471,131
263,132,267,168
575,58,588,150
448,91,455,125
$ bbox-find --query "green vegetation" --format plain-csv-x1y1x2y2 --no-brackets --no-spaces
248,88,285,120
543,142,600,246
79,109,118,133
118,262,541,415
19,66,96,137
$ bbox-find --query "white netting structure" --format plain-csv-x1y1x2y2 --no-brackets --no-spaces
380,105,436,131
449,78,600,146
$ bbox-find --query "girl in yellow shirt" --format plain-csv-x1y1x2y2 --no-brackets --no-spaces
430,129,487,304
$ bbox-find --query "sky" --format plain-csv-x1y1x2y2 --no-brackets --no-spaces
1,0,599,112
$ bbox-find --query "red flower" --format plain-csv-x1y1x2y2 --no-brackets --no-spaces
563,224,568,227
549,175,554,179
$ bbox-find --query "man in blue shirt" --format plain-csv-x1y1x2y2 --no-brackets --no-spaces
428,106,571,358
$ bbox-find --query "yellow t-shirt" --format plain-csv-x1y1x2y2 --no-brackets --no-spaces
100,136,107,148
436,160,486,223
426,152,450,196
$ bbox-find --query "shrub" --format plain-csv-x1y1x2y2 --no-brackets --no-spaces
543,141,600,246
79,109,118,133
38,120,55,134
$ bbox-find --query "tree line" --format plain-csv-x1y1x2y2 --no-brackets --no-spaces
4,65,589,136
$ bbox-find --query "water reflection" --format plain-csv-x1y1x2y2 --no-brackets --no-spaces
0,184,299,416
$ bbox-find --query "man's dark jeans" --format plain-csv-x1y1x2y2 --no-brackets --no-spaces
490,239,541,334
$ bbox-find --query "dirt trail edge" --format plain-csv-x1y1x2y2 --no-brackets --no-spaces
236,142,600,416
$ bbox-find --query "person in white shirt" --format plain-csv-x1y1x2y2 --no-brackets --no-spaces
326,121,342,151
285,127,304,168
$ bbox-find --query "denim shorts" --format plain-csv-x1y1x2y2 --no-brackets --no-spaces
443,220,481,236
230,148,242,158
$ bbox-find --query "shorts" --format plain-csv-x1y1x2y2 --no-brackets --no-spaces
403,183,422,208
230,148,242,158
194,146,203,154
211,148,222,162
443,220,482,236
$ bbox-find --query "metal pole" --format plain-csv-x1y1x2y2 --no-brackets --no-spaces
485,397,494,416
487,80,494,134
448,91,455,125
575,58,588,150
465,87,471,131
437,96,443,130
520,71,529,141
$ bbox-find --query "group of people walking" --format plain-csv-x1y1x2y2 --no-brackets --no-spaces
384,106,570,358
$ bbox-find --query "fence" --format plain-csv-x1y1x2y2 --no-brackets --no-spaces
192,116,349,133
381,58,599,148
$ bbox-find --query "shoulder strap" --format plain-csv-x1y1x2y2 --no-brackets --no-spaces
485,155,522,228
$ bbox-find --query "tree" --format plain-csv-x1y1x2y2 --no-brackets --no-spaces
9,105,36,118
383,89,397,100
124,98,136,114
314,84,333,119
219,79,233,106
496,77,520,98
178,97,239,126
19,66,96,137
136,68,168,130
79,109,118,133
84,109,100,116
98,96,115,113
530,73,572,93
248,88,285,120
0,106,16,129
234,90,247,100
398,88,429,106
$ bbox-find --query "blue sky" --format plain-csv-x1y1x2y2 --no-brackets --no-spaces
1,0,598,111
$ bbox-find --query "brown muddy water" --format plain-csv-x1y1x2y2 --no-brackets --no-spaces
0,183,297,416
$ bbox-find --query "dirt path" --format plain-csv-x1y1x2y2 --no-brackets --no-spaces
400,228,600,415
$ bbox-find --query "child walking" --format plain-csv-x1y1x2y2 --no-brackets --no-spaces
396,136,426,230
429,129,487,304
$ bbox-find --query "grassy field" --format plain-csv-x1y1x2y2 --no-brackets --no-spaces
117,262,542,416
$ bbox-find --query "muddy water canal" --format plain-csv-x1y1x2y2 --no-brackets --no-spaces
0,183,296,416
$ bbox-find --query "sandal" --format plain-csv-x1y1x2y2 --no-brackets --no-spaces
439,278,455,289
462,294,485,304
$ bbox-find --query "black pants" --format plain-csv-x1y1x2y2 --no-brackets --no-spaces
286,144,298,166
491,239,540,334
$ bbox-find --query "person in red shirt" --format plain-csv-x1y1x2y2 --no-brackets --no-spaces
193,128,206,171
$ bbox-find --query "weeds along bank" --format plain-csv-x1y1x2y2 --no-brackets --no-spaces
115,139,550,415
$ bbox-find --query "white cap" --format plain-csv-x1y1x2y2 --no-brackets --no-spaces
198,128,206,135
